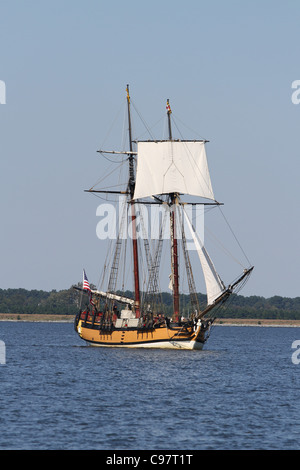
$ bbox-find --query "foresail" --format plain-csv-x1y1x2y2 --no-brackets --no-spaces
183,208,225,305
133,141,215,200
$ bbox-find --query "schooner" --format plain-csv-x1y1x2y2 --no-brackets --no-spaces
74,86,253,349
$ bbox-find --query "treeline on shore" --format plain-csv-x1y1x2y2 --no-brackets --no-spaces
0,287,299,320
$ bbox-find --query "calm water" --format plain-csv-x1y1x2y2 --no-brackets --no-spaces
0,321,299,450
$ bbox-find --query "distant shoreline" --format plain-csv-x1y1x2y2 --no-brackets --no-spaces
0,313,300,326
214,318,300,327
0,313,74,322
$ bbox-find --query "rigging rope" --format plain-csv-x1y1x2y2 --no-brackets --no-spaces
205,226,245,268
171,112,208,141
98,100,125,150
90,160,127,190
131,100,155,140
217,205,252,267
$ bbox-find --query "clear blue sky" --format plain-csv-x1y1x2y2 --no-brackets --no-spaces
0,0,299,298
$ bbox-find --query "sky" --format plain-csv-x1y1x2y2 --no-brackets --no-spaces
0,0,299,298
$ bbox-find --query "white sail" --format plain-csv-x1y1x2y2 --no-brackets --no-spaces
133,141,215,201
183,208,225,305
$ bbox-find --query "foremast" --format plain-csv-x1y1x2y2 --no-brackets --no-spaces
167,100,180,323
126,85,141,318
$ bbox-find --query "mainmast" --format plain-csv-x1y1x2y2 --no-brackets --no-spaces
167,100,180,323
126,85,141,318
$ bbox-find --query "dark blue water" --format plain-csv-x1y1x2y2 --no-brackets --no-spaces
0,321,299,450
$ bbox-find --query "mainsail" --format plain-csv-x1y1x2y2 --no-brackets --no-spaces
133,141,215,201
183,208,225,305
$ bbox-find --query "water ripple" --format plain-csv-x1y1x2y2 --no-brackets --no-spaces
0,322,299,449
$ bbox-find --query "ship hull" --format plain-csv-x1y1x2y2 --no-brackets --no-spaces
75,319,205,350
82,338,204,350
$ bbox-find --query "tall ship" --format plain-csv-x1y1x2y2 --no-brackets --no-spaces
74,86,253,349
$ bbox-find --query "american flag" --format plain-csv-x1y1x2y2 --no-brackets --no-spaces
83,269,95,305
83,269,91,292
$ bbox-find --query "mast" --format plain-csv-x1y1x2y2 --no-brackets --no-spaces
167,99,180,322
166,99,172,140
126,85,141,318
